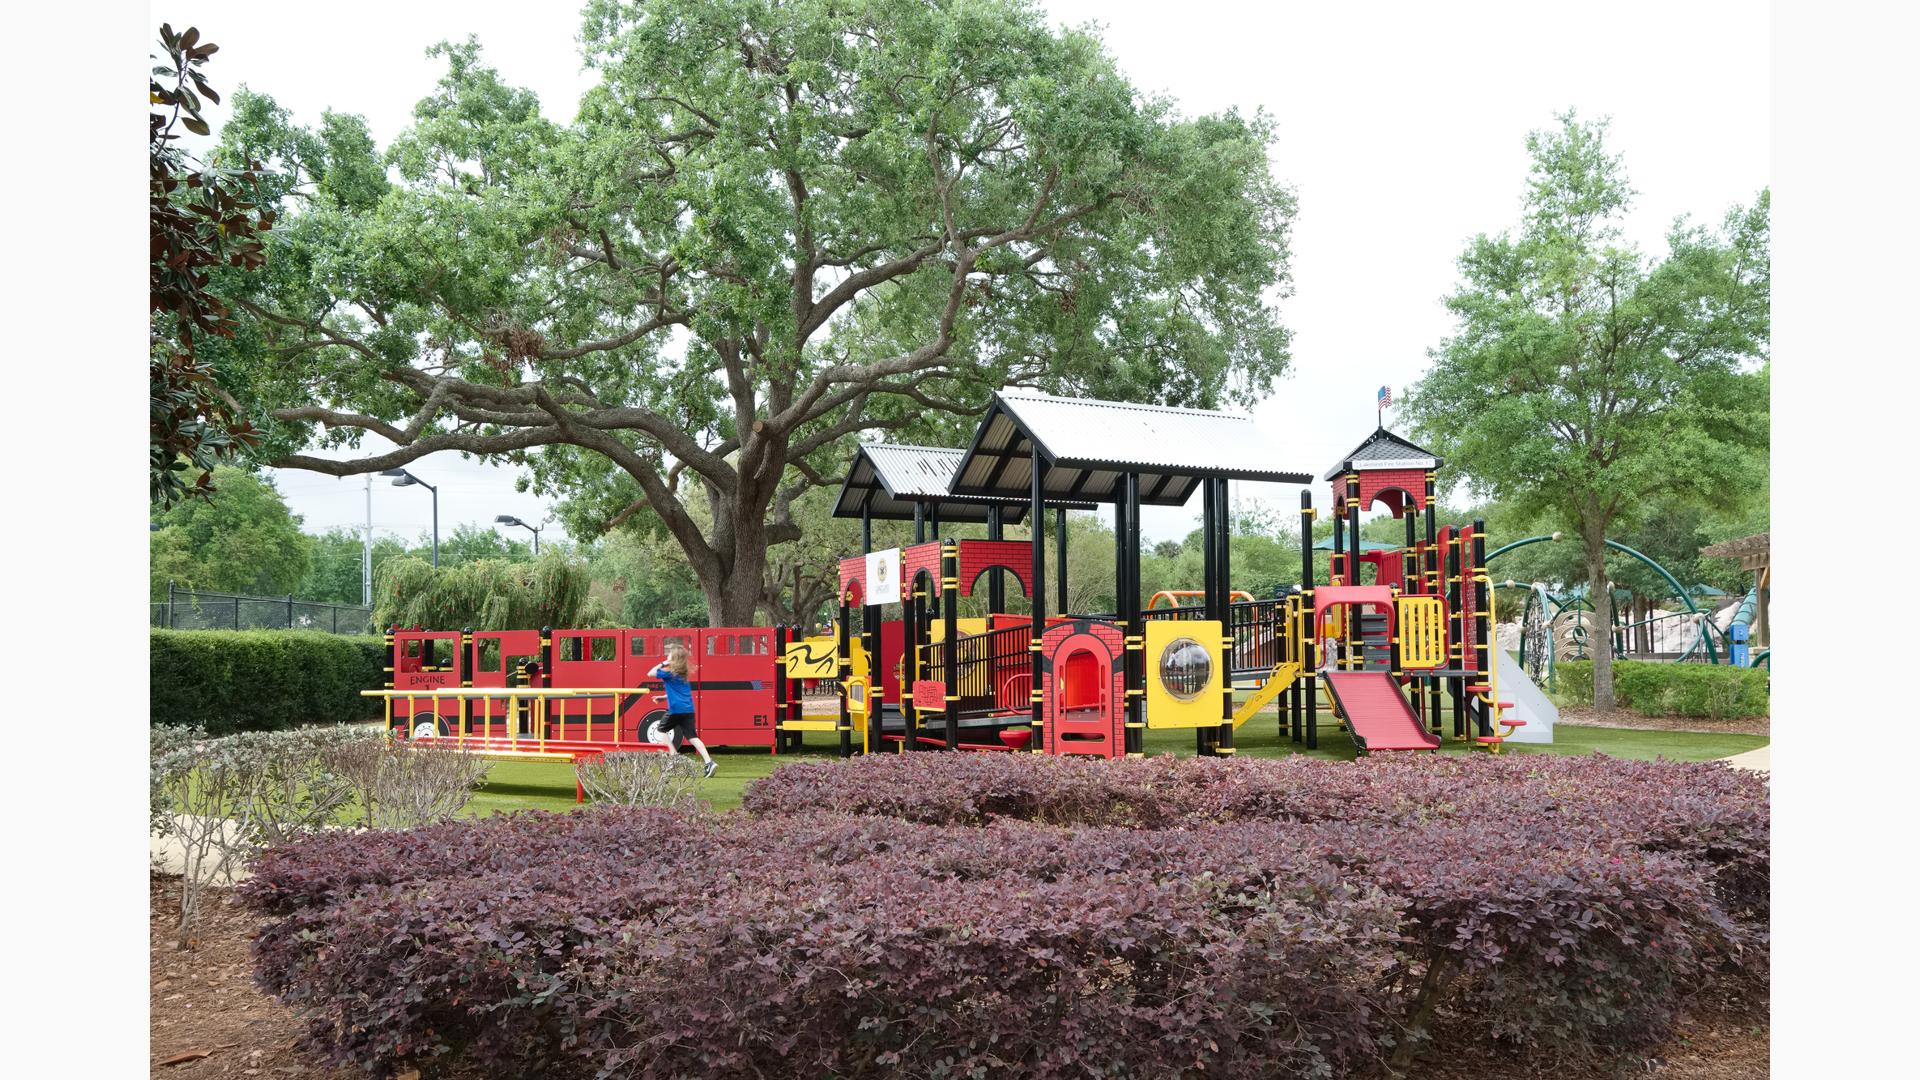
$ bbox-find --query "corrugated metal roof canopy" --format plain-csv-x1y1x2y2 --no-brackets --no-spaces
948,389,1311,506
1322,427,1442,481
831,442,1092,522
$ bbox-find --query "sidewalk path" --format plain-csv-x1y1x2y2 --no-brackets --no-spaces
1721,746,1770,773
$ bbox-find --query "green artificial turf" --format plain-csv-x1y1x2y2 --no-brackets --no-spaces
457,719,1768,815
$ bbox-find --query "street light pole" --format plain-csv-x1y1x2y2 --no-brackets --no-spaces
381,468,441,567
494,515,544,556
363,475,372,605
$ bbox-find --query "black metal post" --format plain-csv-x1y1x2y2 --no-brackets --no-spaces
1300,491,1318,750
773,625,788,754
1030,446,1047,751
1471,519,1492,738
1215,478,1235,755
1198,477,1219,756
942,540,960,749
1288,594,1304,743
1331,493,1345,585
1426,478,1443,733
1346,472,1362,670
860,507,879,741
788,624,805,751
986,505,1005,615
837,598,853,758
914,503,926,545
907,576,925,750
1124,472,1145,755
1446,533,1465,739
1347,472,1362,584
1055,506,1069,616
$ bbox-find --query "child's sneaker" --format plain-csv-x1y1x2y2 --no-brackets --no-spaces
703,760,717,779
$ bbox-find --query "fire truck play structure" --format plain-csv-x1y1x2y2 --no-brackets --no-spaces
374,391,1532,761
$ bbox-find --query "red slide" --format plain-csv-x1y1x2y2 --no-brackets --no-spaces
1322,671,1442,752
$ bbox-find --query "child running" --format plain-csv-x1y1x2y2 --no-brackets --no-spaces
649,642,716,778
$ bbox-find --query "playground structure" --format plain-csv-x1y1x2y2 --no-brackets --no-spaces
1496,534,1771,690
379,390,1544,761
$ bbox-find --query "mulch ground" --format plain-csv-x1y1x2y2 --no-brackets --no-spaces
149,877,351,1079
152,873,1767,1079
1421,981,1769,1079
1558,705,1770,737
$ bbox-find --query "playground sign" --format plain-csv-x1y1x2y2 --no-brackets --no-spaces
865,547,901,605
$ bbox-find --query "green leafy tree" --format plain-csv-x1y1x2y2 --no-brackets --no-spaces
408,522,535,566
151,467,315,597
586,529,713,628
1406,114,1768,708
217,0,1296,625
150,24,272,504
297,527,409,605
374,553,608,631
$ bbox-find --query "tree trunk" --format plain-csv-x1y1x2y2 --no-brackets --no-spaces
1584,533,1615,710
695,476,778,628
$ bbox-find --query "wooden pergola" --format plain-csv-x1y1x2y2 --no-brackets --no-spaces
1700,532,1769,645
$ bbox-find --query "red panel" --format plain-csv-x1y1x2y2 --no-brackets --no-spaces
620,628,695,741
547,629,623,740
913,680,947,711
391,631,462,735
879,618,904,704
956,539,1035,599
1060,649,1103,710
692,627,777,748
1040,621,1122,758
458,629,542,740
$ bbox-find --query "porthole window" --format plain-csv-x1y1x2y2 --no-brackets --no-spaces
1159,637,1213,701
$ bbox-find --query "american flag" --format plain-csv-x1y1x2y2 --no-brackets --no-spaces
1377,385,1393,408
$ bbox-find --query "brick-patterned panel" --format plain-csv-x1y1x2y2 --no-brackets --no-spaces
838,539,1040,606
1332,466,1431,517
902,542,943,600
1039,620,1124,759
956,539,1035,598
836,556,866,605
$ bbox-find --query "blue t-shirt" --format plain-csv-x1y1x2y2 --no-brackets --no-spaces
653,666,693,713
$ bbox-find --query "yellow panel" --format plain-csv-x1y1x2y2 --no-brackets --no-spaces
928,618,988,643
1144,619,1225,729
783,636,839,680
1396,596,1448,669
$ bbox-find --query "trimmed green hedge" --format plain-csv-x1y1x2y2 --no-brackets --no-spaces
151,630,387,734
1556,659,1768,719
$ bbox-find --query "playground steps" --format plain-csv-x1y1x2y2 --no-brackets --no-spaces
1358,611,1391,670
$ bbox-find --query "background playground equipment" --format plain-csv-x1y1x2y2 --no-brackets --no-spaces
377,391,1554,762
1492,534,1770,693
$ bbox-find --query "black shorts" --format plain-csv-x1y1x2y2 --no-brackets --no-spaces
659,712,698,746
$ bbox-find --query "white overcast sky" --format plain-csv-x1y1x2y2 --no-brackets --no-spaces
168,0,1768,547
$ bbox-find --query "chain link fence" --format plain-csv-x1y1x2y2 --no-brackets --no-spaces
151,583,375,635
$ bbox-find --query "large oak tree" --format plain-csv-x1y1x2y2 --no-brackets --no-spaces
222,0,1296,624
1406,113,1768,709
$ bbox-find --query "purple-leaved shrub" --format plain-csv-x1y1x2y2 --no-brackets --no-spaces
244,753,1766,1077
